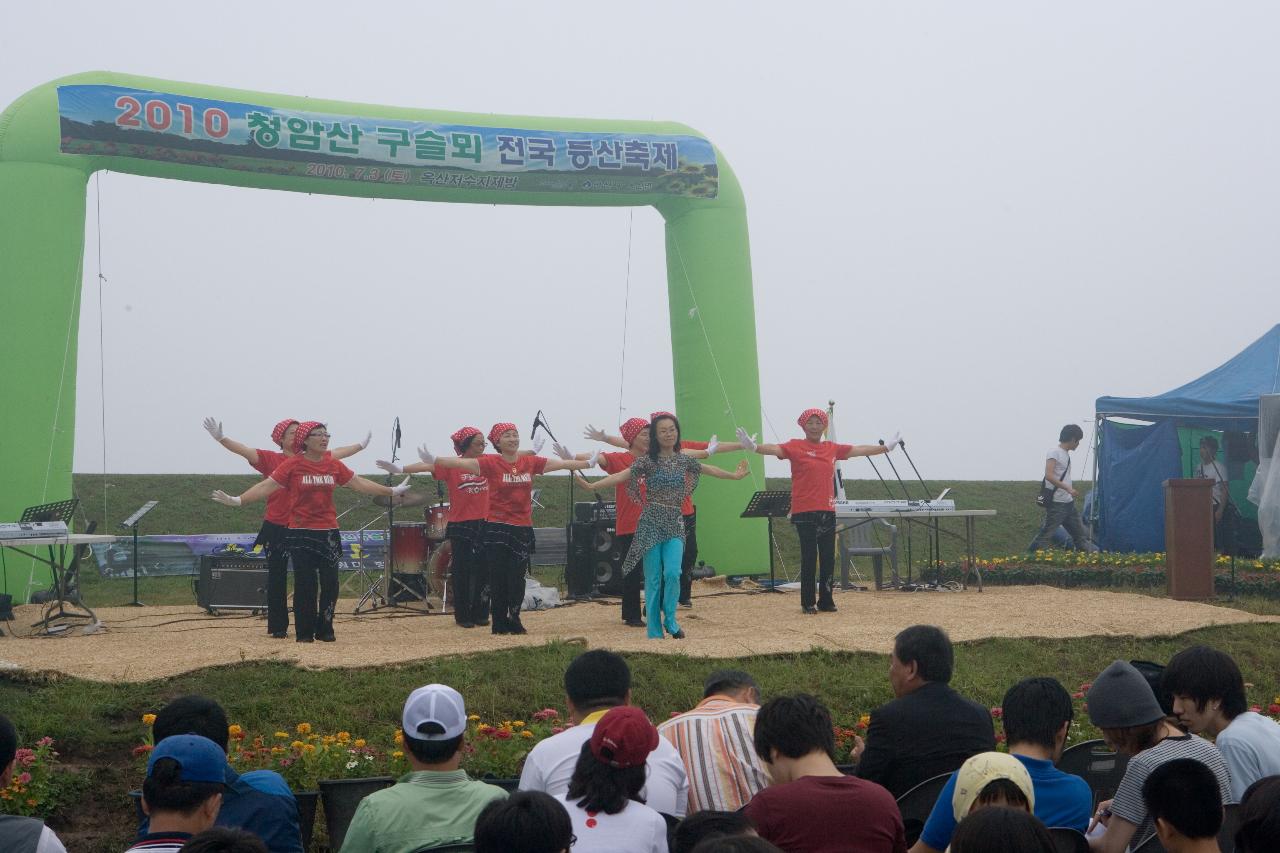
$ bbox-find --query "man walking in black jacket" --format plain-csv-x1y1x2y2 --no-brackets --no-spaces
854,625,996,798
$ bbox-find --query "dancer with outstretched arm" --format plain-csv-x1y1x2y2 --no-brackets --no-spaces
736,409,896,614
586,414,744,609
202,417,369,638
429,423,597,635
211,421,410,643
580,414,749,640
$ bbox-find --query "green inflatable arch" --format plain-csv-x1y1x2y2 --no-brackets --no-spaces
0,72,765,590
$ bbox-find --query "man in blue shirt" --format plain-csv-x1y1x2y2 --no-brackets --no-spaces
911,677,1092,853
138,696,302,853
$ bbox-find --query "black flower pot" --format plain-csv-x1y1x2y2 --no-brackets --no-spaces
294,790,319,851
318,776,395,850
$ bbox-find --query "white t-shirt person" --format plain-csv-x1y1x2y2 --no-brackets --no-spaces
554,793,668,853
1216,711,1280,802
1198,459,1228,508
1046,447,1074,503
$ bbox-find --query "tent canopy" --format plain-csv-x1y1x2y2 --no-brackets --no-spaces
1096,324,1280,432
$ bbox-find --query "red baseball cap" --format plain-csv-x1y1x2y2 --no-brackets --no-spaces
589,706,658,769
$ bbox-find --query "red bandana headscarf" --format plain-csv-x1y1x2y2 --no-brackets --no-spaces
452,426,482,455
271,419,299,448
620,418,649,446
649,410,675,422
488,422,517,447
292,421,325,454
798,408,828,429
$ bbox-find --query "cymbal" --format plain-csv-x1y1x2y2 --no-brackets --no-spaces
372,491,432,509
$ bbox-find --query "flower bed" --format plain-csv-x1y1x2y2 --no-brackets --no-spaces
946,551,1280,598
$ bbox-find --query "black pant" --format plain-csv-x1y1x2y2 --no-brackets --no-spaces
793,511,836,609
486,523,532,633
256,520,290,635
446,521,487,625
288,529,340,641
679,510,697,604
615,533,644,623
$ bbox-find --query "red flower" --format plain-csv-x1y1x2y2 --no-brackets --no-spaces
1079,682,1092,691
1250,705,1262,714
494,729,513,740
132,745,154,758
995,734,1007,744
1268,704,1280,716
990,707,1003,719
1072,692,1085,699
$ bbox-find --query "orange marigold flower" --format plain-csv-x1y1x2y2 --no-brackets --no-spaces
141,713,157,726
296,723,312,735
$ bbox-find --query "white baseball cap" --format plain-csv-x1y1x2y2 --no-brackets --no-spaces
402,683,467,740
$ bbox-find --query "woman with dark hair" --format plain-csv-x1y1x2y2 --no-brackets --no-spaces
556,706,669,853
429,423,596,634
203,417,368,638
580,414,748,639
212,421,411,643
947,807,1056,853
737,408,894,614
1236,775,1280,853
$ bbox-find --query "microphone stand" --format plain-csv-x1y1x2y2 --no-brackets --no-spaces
881,436,946,591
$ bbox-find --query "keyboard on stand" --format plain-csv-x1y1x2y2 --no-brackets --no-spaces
0,521,70,540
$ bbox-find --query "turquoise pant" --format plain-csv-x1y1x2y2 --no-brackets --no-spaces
643,538,684,638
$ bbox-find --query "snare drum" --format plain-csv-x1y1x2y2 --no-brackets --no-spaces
425,503,450,541
390,522,430,573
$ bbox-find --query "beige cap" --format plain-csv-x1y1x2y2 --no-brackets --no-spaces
951,752,1035,821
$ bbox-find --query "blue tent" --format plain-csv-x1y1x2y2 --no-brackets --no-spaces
1094,325,1280,551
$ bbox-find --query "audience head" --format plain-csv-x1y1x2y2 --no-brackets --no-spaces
563,649,631,717
702,670,760,704
674,811,756,853
890,624,953,695
690,837,783,853
153,695,232,754
952,752,1035,820
566,706,659,815
474,790,574,853
1086,660,1166,754
1059,424,1084,446
401,683,467,766
1236,776,1280,853
143,735,227,829
1002,677,1074,759
949,807,1056,853
0,713,18,787
1143,758,1224,846
1162,645,1247,735
752,693,835,776
179,827,269,853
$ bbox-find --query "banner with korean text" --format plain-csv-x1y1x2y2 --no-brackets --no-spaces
57,85,718,198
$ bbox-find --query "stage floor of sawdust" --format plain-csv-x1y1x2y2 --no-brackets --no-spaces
1,584,1274,683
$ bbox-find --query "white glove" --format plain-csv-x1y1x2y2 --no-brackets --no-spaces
359,430,372,449
584,425,607,442
706,434,719,456
532,436,546,455
586,449,601,469
735,427,758,453
418,444,435,465
376,460,403,474
203,417,224,442
390,476,413,496
885,432,901,452
211,490,241,507
552,442,573,461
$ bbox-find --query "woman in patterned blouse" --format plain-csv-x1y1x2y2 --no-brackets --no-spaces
580,414,748,640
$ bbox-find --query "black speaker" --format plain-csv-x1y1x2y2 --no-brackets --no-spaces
566,522,596,597
196,555,269,614
567,521,625,596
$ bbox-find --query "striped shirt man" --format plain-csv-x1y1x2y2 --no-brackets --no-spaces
658,679,771,813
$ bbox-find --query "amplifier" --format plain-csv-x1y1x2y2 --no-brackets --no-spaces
567,521,625,597
573,501,616,524
196,555,269,615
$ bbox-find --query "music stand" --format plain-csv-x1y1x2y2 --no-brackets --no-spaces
740,491,792,594
120,501,158,607
18,499,80,604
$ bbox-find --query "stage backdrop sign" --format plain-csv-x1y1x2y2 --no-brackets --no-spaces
89,530,387,578
56,85,718,198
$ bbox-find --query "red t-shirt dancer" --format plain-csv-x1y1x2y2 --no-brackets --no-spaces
433,422,597,635
738,409,896,614
591,418,650,626
202,417,369,638
211,421,409,642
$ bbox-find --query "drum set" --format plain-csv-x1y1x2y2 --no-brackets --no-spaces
359,494,453,613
